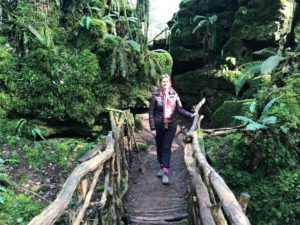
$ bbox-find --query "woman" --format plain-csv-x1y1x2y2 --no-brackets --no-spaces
149,74,196,185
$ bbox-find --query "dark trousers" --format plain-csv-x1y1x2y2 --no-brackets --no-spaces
155,126,176,169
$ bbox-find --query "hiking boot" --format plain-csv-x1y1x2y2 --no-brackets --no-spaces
162,173,170,185
157,168,163,177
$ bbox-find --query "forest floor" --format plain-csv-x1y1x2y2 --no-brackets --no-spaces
124,114,190,225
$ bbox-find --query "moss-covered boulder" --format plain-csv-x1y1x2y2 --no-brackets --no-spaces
173,69,240,114
232,0,296,47
212,99,254,128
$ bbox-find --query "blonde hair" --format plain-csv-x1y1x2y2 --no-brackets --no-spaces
159,74,171,83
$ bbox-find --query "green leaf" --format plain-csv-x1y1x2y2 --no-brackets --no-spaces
193,15,207,22
209,15,217,24
233,115,256,124
0,196,4,204
253,48,276,57
0,158,4,164
125,40,141,52
261,96,281,118
55,0,60,6
249,101,257,113
192,20,207,34
246,122,267,131
261,116,277,125
260,55,284,75
235,61,262,95
0,186,6,192
28,25,45,45
31,128,46,140
15,119,27,136
86,16,92,30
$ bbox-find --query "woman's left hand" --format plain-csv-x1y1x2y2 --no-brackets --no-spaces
191,113,198,118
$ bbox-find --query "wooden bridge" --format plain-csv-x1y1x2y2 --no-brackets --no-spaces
28,99,251,225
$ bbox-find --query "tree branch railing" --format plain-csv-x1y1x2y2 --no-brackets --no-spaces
28,109,137,225
184,98,251,225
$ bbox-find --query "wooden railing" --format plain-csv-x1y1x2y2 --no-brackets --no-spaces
184,99,251,225
29,109,137,225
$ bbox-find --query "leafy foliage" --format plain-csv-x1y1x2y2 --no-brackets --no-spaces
235,54,284,95
192,14,218,50
233,97,281,131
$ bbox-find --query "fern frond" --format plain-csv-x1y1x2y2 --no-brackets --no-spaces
192,20,207,34
15,119,27,135
260,116,277,125
261,96,281,118
235,61,262,95
125,40,141,52
31,128,45,140
208,15,217,24
28,25,45,45
253,48,276,57
193,15,207,22
246,122,267,131
260,55,284,75
233,115,256,124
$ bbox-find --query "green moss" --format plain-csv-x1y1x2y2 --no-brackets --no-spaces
232,1,296,44
148,50,173,75
0,189,45,225
90,19,108,38
212,99,254,128
170,45,208,62
222,37,249,59
242,74,271,98
294,22,300,44
204,132,299,225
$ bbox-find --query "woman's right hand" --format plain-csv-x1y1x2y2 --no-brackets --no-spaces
151,130,156,136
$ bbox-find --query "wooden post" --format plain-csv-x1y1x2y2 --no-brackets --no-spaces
239,193,251,213
28,135,115,225
73,165,104,225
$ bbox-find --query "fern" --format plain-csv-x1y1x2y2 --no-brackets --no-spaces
246,122,267,131
235,61,262,95
253,48,276,57
125,40,141,52
193,15,207,22
15,118,27,136
28,25,45,45
260,55,283,75
31,128,45,140
192,20,207,34
261,96,281,119
261,116,277,125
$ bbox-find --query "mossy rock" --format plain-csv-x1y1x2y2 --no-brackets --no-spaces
90,19,108,38
222,37,250,59
148,50,173,75
232,1,296,46
170,46,208,62
173,69,238,112
212,99,254,128
267,75,300,129
241,74,272,98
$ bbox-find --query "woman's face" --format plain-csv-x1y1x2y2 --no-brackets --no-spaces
161,77,171,90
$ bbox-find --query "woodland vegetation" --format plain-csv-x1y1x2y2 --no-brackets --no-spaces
0,0,299,225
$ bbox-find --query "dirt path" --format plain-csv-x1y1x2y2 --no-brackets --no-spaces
124,114,189,225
